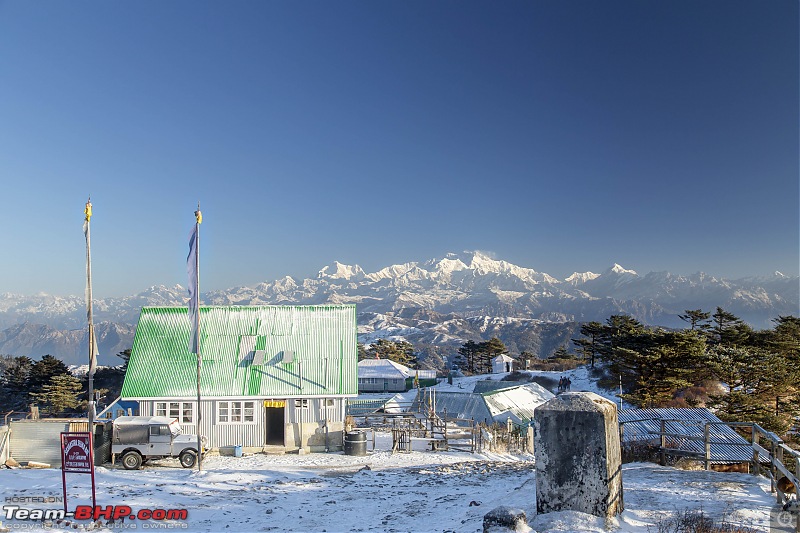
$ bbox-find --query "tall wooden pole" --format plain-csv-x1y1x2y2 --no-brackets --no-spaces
84,198,96,433
194,205,202,471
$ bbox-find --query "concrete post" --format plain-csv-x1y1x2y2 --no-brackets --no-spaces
534,392,623,519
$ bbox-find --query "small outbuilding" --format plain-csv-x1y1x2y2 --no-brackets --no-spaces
492,354,515,374
357,359,436,392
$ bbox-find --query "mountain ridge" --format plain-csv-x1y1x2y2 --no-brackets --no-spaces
0,251,796,366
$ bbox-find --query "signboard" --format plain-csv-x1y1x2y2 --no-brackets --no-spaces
60,431,96,513
61,433,93,473
263,400,286,408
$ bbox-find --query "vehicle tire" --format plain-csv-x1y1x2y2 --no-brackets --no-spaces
179,450,197,468
122,451,143,470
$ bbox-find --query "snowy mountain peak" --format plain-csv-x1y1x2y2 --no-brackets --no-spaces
317,261,365,280
565,271,600,285
608,263,638,276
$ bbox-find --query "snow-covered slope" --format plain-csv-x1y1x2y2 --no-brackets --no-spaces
0,440,776,532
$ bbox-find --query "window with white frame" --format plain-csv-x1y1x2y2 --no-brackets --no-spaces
217,401,255,424
154,401,194,424
295,399,309,411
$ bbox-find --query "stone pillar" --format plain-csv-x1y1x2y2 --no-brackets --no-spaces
534,392,623,518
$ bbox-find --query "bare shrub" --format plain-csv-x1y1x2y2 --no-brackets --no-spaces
621,441,662,464
529,376,558,392
501,371,531,382
648,507,758,533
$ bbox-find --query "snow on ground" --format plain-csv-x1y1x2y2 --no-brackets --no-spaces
0,432,780,533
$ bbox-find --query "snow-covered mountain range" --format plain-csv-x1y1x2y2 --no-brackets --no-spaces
0,251,796,366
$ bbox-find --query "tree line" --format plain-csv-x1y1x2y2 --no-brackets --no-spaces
357,339,419,368
572,308,800,434
0,350,128,416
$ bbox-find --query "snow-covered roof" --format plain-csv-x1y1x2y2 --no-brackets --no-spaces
492,354,515,363
357,359,415,379
482,383,555,425
412,382,554,426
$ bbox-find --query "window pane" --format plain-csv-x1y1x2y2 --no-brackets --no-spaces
182,403,192,423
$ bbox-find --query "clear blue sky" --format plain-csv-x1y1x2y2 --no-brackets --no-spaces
0,0,797,298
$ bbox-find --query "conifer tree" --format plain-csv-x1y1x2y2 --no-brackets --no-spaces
572,321,604,367
28,355,71,396
679,309,711,332
710,307,751,346
477,337,507,374
366,339,418,368
31,374,84,415
0,356,34,412
457,340,481,374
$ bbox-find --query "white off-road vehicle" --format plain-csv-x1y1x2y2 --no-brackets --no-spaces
111,416,206,470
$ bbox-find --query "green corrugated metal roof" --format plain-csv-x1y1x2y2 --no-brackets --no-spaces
121,305,358,399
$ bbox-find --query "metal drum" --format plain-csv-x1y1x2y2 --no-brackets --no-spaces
344,431,367,456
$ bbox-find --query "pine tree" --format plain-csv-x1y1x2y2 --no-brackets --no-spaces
572,321,604,367
31,374,84,415
457,341,481,374
0,356,34,412
366,339,418,368
710,307,751,346
116,348,132,372
28,355,71,396
705,345,792,433
478,337,507,374
679,309,711,332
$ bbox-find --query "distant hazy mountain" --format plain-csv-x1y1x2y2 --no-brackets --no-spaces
0,251,796,366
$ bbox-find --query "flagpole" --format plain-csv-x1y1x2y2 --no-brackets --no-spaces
194,205,202,471
84,198,96,434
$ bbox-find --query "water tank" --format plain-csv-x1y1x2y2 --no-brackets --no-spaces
344,431,367,456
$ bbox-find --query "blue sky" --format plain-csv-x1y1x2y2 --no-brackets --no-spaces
0,0,797,298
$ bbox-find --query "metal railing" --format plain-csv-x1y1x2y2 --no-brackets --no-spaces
621,417,800,531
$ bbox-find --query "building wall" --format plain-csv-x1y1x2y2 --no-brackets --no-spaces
139,396,347,452
358,377,407,393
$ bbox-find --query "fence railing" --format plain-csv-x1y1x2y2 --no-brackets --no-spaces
621,417,800,529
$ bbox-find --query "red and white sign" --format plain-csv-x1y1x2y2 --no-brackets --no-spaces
61,433,93,473
60,431,96,513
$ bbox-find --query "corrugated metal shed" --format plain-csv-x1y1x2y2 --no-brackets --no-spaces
411,382,554,426
618,408,753,463
122,306,358,399
482,383,554,425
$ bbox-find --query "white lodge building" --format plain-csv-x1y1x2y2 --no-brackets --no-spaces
120,305,358,453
